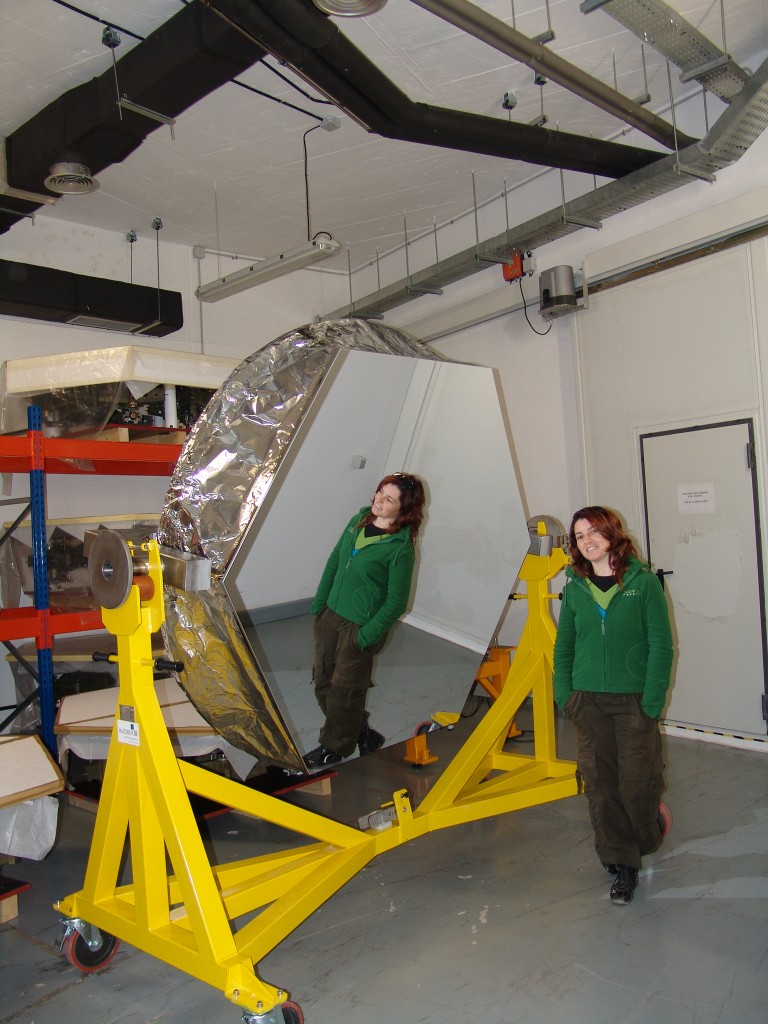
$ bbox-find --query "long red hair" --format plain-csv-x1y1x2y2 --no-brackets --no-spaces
359,473,426,543
568,505,638,586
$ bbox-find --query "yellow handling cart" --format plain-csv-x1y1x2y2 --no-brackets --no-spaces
55,527,576,1024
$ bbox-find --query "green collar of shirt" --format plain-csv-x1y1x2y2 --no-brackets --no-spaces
586,578,618,610
353,527,386,552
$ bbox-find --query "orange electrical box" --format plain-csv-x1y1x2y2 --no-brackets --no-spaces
502,255,524,281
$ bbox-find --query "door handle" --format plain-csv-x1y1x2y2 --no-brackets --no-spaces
655,568,673,590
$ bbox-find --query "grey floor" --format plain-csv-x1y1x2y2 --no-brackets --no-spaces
2,620,768,1024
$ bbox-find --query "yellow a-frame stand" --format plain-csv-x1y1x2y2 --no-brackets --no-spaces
55,535,577,1024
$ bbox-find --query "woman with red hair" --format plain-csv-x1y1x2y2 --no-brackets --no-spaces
306,472,426,770
554,506,674,904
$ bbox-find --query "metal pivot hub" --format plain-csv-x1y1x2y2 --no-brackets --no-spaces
87,530,149,609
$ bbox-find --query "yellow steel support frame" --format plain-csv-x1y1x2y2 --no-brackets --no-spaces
56,540,577,1018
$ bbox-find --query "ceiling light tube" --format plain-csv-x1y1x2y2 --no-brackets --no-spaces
196,237,342,302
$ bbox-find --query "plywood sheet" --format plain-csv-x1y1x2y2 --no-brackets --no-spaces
54,676,214,736
0,735,63,808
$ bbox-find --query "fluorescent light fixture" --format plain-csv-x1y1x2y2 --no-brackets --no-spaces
196,237,342,302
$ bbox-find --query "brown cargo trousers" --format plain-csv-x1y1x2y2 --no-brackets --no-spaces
312,606,387,757
567,690,665,870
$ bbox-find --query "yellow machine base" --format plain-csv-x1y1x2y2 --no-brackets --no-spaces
56,540,577,1020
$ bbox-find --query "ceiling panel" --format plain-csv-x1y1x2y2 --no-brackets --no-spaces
1,0,766,277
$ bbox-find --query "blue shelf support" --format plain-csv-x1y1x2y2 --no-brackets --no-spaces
27,405,56,757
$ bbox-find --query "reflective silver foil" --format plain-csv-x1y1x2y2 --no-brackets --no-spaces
158,318,442,770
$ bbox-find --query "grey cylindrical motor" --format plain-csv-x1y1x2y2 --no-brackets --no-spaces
539,265,577,319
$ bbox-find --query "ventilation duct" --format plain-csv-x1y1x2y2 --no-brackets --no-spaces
209,0,665,180
2,0,673,242
43,162,100,196
1,2,264,234
0,260,183,338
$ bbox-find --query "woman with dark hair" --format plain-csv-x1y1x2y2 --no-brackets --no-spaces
553,506,674,904
305,472,426,770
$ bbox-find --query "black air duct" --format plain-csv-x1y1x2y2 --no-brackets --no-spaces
211,0,666,179
0,260,183,338
1,2,264,235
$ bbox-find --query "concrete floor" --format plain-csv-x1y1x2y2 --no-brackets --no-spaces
1,615,768,1024
2,718,767,1024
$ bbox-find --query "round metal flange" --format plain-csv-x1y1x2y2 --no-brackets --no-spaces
88,530,134,609
312,0,387,15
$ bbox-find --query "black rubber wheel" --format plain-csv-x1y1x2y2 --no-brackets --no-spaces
281,1001,304,1024
62,928,120,972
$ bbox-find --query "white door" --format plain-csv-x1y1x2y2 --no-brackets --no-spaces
640,419,768,737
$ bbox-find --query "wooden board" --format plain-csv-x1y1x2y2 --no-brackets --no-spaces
55,677,215,736
0,735,64,808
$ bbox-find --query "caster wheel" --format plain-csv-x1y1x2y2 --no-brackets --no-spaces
658,801,673,838
281,1001,304,1024
62,928,120,972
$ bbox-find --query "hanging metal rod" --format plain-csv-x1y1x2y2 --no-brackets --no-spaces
409,0,697,151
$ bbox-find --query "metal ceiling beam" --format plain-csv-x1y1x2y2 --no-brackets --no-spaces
325,51,768,321
208,0,664,179
410,0,697,151
581,0,751,104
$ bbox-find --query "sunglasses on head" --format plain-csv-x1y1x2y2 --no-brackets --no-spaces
393,472,416,490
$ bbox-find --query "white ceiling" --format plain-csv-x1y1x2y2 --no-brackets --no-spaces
2,0,767,279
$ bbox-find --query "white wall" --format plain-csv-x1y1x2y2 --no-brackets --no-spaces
3,89,768,711
383,129,768,647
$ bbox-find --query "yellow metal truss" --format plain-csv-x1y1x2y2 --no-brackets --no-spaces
55,538,577,1018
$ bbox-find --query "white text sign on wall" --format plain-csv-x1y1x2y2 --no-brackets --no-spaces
678,482,715,514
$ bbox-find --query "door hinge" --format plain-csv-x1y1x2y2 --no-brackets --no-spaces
762,692,768,721
746,442,756,469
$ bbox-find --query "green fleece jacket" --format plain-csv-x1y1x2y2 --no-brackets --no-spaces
310,507,415,649
553,557,674,719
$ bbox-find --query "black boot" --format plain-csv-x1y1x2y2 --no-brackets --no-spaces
609,865,639,904
357,722,385,756
304,744,344,769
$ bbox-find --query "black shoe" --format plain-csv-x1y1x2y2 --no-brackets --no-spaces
609,865,639,904
357,723,385,756
304,744,344,769
602,862,619,875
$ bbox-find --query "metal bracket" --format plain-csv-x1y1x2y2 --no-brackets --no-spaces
56,916,104,952
241,1010,283,1024
358,804,398,831
674,162,716,183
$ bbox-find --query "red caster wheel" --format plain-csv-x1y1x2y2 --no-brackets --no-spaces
658,801,673,838
62,927,120,973
281,1001,304,1024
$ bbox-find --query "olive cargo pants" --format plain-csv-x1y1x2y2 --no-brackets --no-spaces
567,691,665,870
312,606,387,757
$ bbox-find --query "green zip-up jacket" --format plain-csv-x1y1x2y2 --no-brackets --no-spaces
553,557,674,719
310,507,415,649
